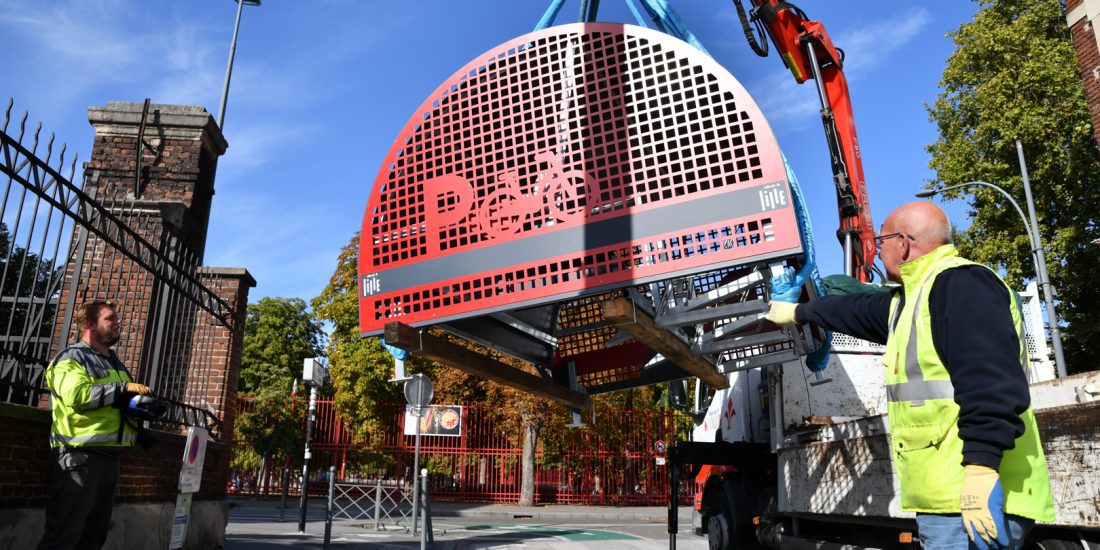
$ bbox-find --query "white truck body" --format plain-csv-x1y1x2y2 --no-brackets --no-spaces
692,282,1100,531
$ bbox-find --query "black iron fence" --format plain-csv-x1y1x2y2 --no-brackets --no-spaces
0,99,238,434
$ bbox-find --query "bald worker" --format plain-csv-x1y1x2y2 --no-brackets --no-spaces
767,201,1053,549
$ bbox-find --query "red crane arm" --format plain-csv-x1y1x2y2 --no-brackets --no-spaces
743,1,877,282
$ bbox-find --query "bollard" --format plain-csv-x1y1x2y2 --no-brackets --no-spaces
422,470,435,546
323,466,336,549
419,469,429,550
373,479,382,529
668,444,678,550
279,467,290,523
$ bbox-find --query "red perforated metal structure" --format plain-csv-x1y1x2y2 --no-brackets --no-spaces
359,23,802,340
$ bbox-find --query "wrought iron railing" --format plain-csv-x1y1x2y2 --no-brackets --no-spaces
0,99,237,435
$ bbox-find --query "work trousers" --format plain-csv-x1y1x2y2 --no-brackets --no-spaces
916,512,1035,549
37,448,121,550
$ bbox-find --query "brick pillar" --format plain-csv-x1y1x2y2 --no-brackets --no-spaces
191,268,255,442
1067,0,1100,144
56,103,229,375
50,102,252,443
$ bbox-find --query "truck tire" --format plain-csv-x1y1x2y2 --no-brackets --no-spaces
705,475,751,550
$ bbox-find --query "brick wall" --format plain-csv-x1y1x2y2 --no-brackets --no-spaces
1067,0,1100,144
0,403,50,509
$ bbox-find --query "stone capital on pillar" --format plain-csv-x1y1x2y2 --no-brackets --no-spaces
88,102,227,157
87,102,227,259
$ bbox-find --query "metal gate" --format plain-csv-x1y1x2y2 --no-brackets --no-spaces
0,100,238,433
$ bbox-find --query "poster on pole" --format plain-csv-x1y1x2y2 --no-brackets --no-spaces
403,405,462,436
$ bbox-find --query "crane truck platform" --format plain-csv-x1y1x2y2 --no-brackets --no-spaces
358,2,1100,548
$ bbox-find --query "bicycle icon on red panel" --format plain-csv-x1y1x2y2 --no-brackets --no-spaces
476,151,594,236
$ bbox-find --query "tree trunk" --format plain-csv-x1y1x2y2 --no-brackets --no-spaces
518,420,540,506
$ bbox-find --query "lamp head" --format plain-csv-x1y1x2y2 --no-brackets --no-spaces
914,189,938,199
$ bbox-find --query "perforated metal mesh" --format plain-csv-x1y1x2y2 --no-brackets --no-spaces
359,23,801,336
829,332,884,354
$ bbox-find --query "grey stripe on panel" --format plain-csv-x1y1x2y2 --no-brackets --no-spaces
370,181,790,292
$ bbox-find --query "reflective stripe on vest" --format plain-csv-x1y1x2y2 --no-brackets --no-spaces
885,271,953,406
50,432,136,446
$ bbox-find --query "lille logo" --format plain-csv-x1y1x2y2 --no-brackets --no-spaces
361,274,382,297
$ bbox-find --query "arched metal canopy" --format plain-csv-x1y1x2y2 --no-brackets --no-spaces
359,23,800,337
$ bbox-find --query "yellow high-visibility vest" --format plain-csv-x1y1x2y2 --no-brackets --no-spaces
884,244,1054,521
46,343,137,448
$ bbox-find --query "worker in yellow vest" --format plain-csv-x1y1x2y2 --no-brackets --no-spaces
767,201,1054,549
38,300,152,550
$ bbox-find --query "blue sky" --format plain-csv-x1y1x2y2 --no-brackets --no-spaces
0,0,980,301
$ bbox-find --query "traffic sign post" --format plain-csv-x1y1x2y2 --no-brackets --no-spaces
299,358,326,533
169,426,209,550
404,374,433,536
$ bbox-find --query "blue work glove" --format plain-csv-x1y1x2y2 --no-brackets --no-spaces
769,266,808,303
765,266,810,326
382,342,408,361
961,464,1009,549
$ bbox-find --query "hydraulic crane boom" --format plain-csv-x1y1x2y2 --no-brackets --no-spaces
737,0,877,282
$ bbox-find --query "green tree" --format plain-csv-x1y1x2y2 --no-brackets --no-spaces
231,385,306,479
0,222,61,341
312,234,407,454
926,0,1100,374
239,297,326,394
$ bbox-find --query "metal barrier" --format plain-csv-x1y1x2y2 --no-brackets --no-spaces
328,478,414,530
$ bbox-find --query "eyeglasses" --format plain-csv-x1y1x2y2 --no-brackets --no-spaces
874,232,912,247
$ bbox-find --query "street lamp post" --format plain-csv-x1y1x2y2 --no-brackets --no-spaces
217,0,261,129
1014,141,1067,379
915,166,1067,378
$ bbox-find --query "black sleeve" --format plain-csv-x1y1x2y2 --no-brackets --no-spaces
929,266,1030,470
795,290,895,345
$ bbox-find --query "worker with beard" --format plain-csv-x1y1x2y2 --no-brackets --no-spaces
38,300,153,550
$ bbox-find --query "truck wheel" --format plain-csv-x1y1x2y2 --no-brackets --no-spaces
706,492,733,550
1035,542,1074,550
705,477,749,550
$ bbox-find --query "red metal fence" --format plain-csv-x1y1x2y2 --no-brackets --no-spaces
233,399,696,505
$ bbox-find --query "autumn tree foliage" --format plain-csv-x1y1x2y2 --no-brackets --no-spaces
234,297,323,480
926,0,1100,373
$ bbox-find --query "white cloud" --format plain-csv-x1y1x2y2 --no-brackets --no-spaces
750,70,820,130
835,7,931,77
218,121,322,173
0,1,128,68
203,190,347,301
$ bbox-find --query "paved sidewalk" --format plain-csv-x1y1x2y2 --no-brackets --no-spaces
225,496,696,549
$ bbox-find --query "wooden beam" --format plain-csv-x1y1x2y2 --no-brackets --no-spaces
383,322,592,411
600,297,729,390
